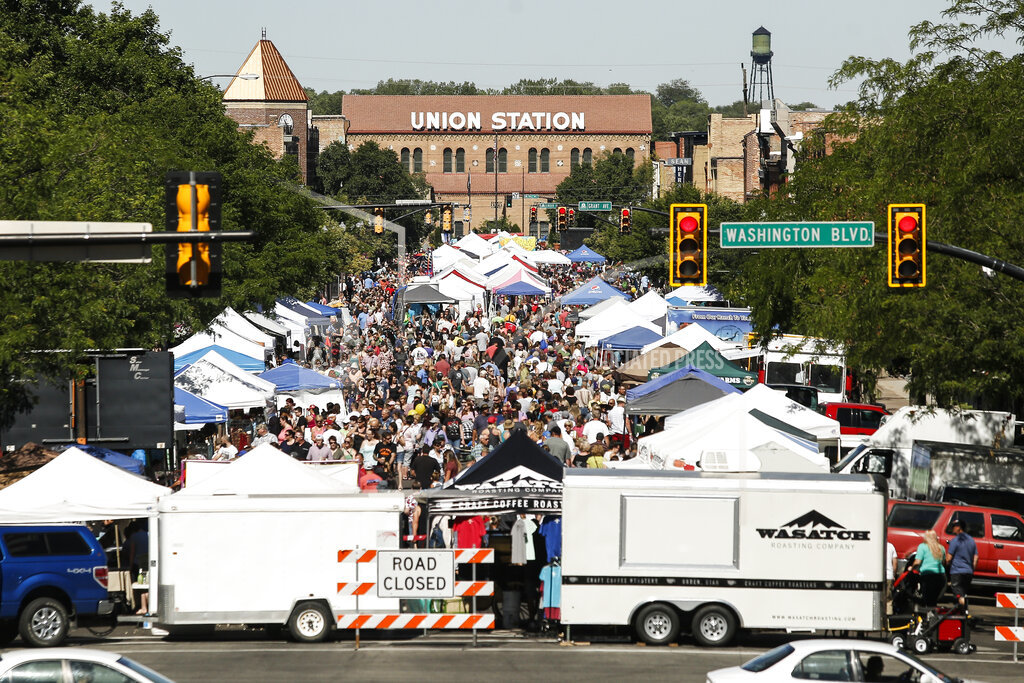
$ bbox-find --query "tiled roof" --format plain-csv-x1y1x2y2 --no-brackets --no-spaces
343,95,652,135
223,39,307,103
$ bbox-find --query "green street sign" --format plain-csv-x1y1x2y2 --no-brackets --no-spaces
524,194,539,199
720,222,875,248
578,201,612,211
536,202,558,209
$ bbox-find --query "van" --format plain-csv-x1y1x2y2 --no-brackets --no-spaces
822,402,890,437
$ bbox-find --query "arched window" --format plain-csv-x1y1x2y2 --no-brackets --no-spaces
540,148,550,172
443,148,453,173
626,148,635,162
582,148,592,167
498,148,508,173
613,148,622,155
412,148,423,173
528,148,538,173
486,148,495,173
401,148,410,171
570,148,580,167
456,148,466,173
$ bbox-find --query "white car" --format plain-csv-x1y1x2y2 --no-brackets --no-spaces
706,639,978,683
0,648,174,682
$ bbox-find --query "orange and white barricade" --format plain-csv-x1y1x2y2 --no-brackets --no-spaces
995,560,1024,661
334,547,494,633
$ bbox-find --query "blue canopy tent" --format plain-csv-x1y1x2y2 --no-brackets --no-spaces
494,280,548,296
258,364,342,392
55,444,145,475
276,297,331,325
304,301,341,316
597,326,663,351
173,387,228,425
173,345,265,373
560,277,631,306
625,365,740,416
565,245,607,263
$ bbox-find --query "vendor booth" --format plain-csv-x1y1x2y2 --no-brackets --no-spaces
625,365,741,417
648,341,758,390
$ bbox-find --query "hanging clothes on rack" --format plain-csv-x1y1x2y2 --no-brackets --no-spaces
539,560,561,621
538,515,562,563
511,515,538,566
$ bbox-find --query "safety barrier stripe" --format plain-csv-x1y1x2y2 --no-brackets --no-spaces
335,613,494,629
454,549,494,564
994,626,1024,642
334,581,494,597
337,550,378,564
337,548,494,564
995,592,1024,609
998,559,1024,577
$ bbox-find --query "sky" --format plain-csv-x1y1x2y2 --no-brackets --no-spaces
97,0,1016,108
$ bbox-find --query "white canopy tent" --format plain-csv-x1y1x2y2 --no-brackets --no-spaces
578,296,629,321
575,306,662,347
436,277,484,317
627,290,670,321
529,250,572,266
170,326,268,363
244,310,303,350
174,351,275,410
214,307,276,349
176,445,358,496
432,244,475,273
0,448,170,522
641,322,737,355
454,232,496,256
436,261,488,290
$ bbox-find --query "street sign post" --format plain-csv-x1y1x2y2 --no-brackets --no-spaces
578,201,612,211
524,194,539,199
720,222,875,248
537,202,559,209
664,158,692,166
376,550,455,599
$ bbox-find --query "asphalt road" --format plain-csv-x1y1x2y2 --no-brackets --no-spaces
12,625,1023,683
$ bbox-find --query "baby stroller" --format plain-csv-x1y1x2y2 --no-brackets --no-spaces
888,554,975,655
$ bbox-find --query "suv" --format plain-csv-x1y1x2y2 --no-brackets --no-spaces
0,525,116,647
822,402,890,437
886,500,1024,586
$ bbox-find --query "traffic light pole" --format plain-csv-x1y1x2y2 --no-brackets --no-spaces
0,231,255,247
873,231,1024,284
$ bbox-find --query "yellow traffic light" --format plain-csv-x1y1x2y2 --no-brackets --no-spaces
424,210,432,225
373,207,385,234
165,171,221,298
888,204,925,288
670,203,707,287
442,205,453,232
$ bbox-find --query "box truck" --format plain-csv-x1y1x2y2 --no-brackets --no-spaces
832,407,1015,499
560,470,886,646
152,492,403,641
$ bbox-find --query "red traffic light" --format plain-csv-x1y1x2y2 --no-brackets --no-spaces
897,214,918,233
621,209,630,218
679,215,699,233
558,207,567,216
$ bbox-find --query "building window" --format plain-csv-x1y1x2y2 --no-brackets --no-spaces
626,148,635,162
582,148,592,167
443,148,453,173
528,148,538,173
456,148,466,172
570,148,580,167
613,147,622,155
498,148,507,173
412,148,423,173
540,148,550,172
401,148,410,172
486,148,495,173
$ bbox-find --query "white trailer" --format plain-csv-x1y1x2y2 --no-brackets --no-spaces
153,492,403,641
833,406,1016,499
561,470,885,646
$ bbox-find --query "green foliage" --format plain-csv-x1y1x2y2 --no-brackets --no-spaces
353,79,482,96
478,217,521,234
553,152,652,231
0,1,351,429
713,100,750,118
787,101,820,111
304,87,343,115
733,0,1024,408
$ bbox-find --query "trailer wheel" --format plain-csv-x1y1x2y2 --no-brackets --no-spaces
288,602,332,643
18,597,68,647
692,605,737,647
635,604,680,645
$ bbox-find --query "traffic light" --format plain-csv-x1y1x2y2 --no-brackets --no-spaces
888,203,926,288
669,203,707,287
424,209,432,225
373,207,384,234
620,208,631,234
165,171,222,298
568,208,576,227
441,205,453,232
557,206,568,230
505,194,513,208
530,206,537,224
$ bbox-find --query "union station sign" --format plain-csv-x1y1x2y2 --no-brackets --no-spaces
411,111,586,132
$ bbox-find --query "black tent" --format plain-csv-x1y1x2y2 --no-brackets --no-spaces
401,283,456,304
417,431,563,514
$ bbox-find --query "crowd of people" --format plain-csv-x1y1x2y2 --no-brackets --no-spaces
216,249,658,494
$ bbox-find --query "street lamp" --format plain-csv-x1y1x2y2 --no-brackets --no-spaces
199,73,259,82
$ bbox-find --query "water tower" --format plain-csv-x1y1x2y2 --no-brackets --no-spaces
749,26,774,108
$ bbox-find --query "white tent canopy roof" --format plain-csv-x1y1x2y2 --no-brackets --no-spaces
454,232,496,255
627,290,670,320
170,325,268,362
215,307,275,348
575,306,661,346
0,448,169,522
641,322,737,355
174,445,358,496
578,296,629,321
529,250,572,266
174,351,275,410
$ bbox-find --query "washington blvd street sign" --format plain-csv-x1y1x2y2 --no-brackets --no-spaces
720,221,875,248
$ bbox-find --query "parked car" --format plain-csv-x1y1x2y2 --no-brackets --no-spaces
766,384,819,412
886,500,1024,586
0,525,119,647
822,402,890,437
706,638,975,682
0,648,174,682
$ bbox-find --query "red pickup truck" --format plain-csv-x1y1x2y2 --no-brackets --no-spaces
886,500,1024,586
822,402,889,437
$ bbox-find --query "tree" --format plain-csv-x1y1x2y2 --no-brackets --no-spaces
726,0,1024,409
304,88,343,115
0,1,352,429
553,152,652,232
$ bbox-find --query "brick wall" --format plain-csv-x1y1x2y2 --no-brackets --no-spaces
226,101,309,182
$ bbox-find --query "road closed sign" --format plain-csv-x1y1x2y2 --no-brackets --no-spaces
376,550,455,598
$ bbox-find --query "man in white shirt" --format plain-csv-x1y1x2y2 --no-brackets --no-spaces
582,415,609,445
473,372,491,405
607,397,627,436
